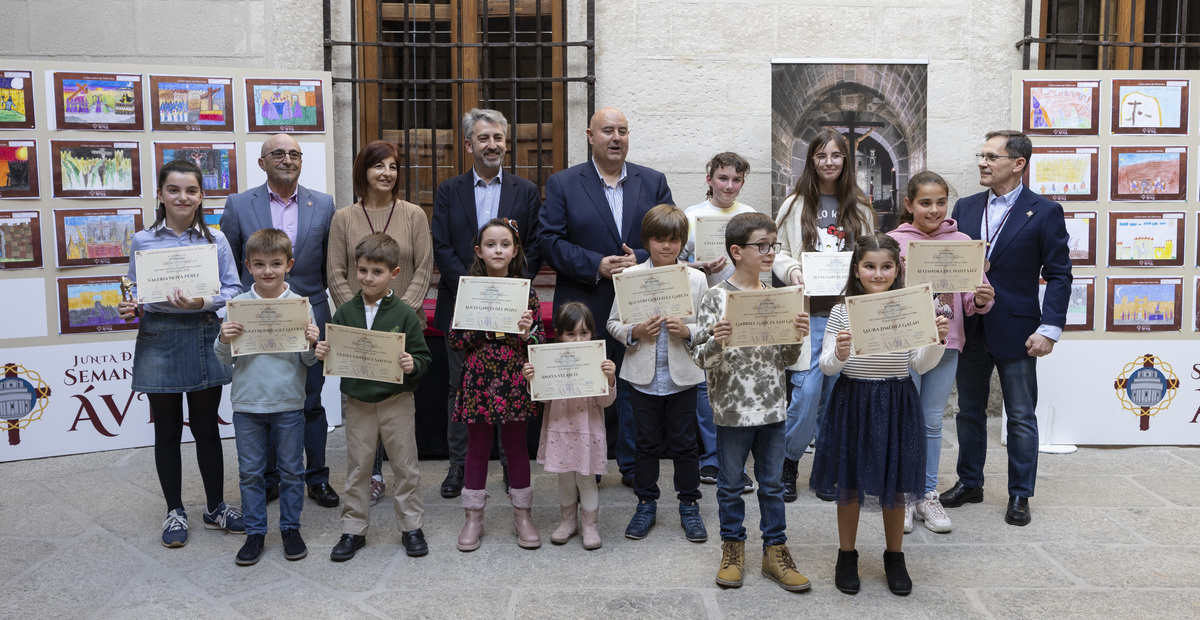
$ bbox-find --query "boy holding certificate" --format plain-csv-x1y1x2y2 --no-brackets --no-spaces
215,228,320,566
690,212,812,592
315,232,432,562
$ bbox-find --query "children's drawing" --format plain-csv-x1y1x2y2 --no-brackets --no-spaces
1027,148,1097,201
202,207,224,230
57,276,138,334
1111,147,1187,201
1111,283,1177,327
1029,87,1092,128
1108,212,1185,267
51,141,142,198
54,208,141,267
1064,215,1093,262
0,71,35,130
156,143,238,196
0,141,39,199
245,79,325,133
54,73,144,130
1039,278,1093,330
149,75,234,132
0,210,42,269
1112,80,1188,134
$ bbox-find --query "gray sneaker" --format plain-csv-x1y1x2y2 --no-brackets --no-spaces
161,509,188,548
915,491,953,533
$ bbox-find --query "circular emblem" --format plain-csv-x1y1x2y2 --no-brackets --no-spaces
0,362,52,445
1113,354,1180,431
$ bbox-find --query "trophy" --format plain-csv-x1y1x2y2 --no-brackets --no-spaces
119,276,136,323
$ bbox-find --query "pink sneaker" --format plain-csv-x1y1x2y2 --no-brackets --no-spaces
369,476,386,506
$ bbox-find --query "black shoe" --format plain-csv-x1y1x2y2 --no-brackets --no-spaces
699,465,718,485
235,534,265,566
1005,495,1032,526
402,528,429,557
621,473,635,488
883,550,912,595
330,534,365,562
781,458,799,503
834,549,859,594
940,481,983,508
814,489,835,502
307,482,340,508
440,464,464,499
740,473,754,495
265,485,280,503
281,529,307,561
502,465,511,494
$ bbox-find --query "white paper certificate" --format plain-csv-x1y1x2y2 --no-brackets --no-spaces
527,340,608,402
612,263,694,324
133,244,221,304
694,215,735,262
801,252,853,296
226,297,310,356
845,282,939,357
904,240,985,293
723,285,805,348
451,276,531,333
322,324,406,384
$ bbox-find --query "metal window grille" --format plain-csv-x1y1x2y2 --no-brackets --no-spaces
1021,0,1200,69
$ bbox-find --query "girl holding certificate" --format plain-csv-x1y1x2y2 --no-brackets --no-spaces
810,235,949,596
886,172,995,535
118,160,244,548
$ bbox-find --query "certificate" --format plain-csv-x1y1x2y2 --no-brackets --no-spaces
322,324,406,384
694,215,735,262
904,240,985,293
133,244,221,304
226,297,311,356
451,276,531,334
612,263,694,324
845,282,939,357
527,340,608,402
801,252,852,296
723,285,805,348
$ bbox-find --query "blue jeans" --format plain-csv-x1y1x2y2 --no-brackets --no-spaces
784,313,839,461
695,382,718,469
910,348,960,494
955,336,1039,498
614,378,635,476
716,421,787,547
265,299,331,487
235,410,305,535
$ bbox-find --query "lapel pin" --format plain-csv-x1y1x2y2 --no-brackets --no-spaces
1026,210,1033,217
307,200,313,207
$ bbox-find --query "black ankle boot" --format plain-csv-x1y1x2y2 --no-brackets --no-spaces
834,549,859,594
883,550,911,595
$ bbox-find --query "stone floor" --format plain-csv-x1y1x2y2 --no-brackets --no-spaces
3,417,1200,619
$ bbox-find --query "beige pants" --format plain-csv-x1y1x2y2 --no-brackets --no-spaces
341,392,424,534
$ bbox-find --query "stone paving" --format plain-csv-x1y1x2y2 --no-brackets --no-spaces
3,418,1200,619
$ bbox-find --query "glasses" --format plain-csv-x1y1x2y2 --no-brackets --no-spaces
741,242,781,254
975,152,1018,163
814,153,844,163
266,150,303,162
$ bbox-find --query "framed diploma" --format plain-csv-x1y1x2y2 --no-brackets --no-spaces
800,252,852,296
845,282,939,357
1040,276,1094,332
527,340,608,402
0,139,39,199
53,207,142,268
1110,145,1187,202
323,324,406,384
451,276,531,334
226,297,311,356
56,275,139,335
723,285,805,348
1064,211,1097,267
1111,79,1189,135
1024,146,1099,202
903,240,985,293
693,215,734,262
1022,80,1100,136
132,244,221,304
0,210,42,270
612,264,694,324
1108,211,1185,268
1106,277,1182,333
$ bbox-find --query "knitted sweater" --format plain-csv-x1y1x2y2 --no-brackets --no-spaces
327,200,433,322
330,291,431,403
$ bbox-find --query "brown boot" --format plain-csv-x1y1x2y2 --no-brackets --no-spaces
551,503,577,545
509,486,541,549
762,543,811,592
579,507,602,550
716,540,745,588
457,488,487,552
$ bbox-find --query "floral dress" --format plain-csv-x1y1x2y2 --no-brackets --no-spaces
449,287,544,424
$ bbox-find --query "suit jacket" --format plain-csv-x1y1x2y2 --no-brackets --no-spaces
538,160,673,341
605,259,707,387
430,170,543,333
952,186,1072,360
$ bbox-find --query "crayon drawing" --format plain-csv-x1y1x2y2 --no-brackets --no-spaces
160,146,235,194
63,214,135,261
1116,152,1180,194
58,277,137,334
60,77,138,126
0,75,31,127
58,144,136,192
1029,152,1091,195
253,85,316,126
1117,85,1183,129
1112,283,1176,326
1039,281,1091,327
202,207,224,230
1029,86,1093,129
0,211,40,269
1114,218,1177,261
0,144,35,197
156,82,226,127
1064,217,1091,260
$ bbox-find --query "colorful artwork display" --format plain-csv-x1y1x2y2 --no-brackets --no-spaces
1108,212,1186,267
0,210,42,270
1025,146,1098,202
53,208,141,268
149,75,234,133
1106,277,1182,332
1022,80,1101,136
1040,276,1095,331
1111,79,1189,135
154,142,238,197
202,206,224,230
1195,277,1200,332
0,70,35,130
1064,211,1097,267
50,140,141,199
1110,146,1187,201
244,78,325,133
56,275,138,335
0,140,39,199
53,72,144,131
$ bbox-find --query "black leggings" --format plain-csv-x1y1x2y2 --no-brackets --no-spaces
148,387,225,514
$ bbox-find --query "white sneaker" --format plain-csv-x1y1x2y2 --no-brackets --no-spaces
903,500,914,534
915,491,953,533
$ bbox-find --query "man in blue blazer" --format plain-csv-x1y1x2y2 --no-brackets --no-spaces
538,107,674,484
941,130,1072,526
220,133,340,508
431,108,542,498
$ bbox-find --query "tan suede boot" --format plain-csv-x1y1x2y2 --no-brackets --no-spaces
457,488,487,552
579,507,601,550
716,540,745,588
508,487,541,549
762,543,811,592
550,503,577,545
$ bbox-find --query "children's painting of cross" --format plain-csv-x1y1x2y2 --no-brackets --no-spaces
149,75,235,133
0,71,35,130
244,78,325,133
53,72,144,131
154,142,239,197
1112,79,1189,135
50,140,143,199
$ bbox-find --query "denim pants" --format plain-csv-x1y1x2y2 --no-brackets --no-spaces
784,313,839,461
910,348,960,494
716,421,787,548
235,410,305,536
265,300,330,488
955,335,1040,498
695,382,718,469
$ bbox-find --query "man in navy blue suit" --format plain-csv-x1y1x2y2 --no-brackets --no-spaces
431,109,542,498
940,130,1072,526
538,107,674,486
220,133,340,508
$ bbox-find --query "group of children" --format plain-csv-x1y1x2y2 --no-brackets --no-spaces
124,142,995,596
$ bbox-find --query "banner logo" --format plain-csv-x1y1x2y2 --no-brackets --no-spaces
0,362,52,446
1114,353,1179,431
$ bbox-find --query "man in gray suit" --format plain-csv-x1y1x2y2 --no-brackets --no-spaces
220,134,340,508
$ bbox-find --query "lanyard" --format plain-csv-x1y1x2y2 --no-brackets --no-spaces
362,202,396,234
984,197,1012,254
